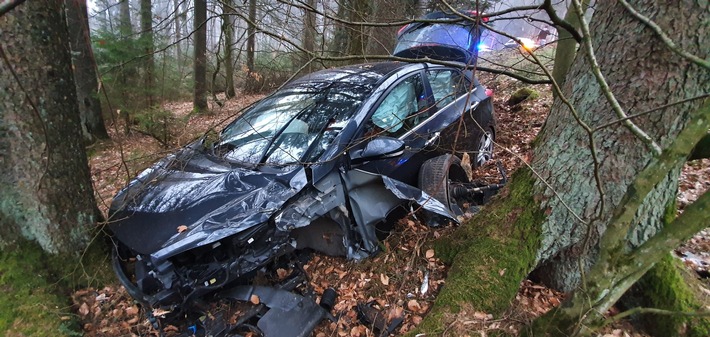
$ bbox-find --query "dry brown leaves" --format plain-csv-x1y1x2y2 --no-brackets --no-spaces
307,218,450,336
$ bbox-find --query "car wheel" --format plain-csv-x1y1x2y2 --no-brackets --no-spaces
418,154,470,215
472,127,494,168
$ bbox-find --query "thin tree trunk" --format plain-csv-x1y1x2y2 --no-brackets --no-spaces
119,0,131,38
119,0,133,134
140,0,154,106
244,0,257,93
302,0,316,73
551,0,591,90
193,0,208,112
174,0,181,64
223,0,236,98
65,0,109,142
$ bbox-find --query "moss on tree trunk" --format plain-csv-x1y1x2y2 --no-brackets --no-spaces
631,255,710,337
410,168,545,335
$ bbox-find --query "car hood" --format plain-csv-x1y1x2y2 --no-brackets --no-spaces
108,144,305,257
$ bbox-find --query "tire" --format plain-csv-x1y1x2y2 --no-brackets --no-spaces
471,126,494,168
418,154,470,215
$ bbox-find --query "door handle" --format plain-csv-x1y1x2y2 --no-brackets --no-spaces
425,132,440,147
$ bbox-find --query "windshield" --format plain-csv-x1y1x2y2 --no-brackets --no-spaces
217,83,374,166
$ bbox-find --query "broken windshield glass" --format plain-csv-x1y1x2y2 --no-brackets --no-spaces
217,83,375,166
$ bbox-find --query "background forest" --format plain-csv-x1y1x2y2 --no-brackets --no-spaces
0,0,709,336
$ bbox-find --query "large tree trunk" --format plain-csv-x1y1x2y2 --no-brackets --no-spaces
530,0,709,292
417,0,709,335
140,0,154,106
0,0,96,255
65,0,110,143
193,0,208,112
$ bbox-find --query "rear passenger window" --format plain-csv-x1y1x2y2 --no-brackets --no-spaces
426,70,470,109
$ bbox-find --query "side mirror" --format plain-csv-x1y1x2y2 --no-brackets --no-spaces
350,136,405,164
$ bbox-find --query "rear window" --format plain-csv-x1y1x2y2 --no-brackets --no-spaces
394,24,477,54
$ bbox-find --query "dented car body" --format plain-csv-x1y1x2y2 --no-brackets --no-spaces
109,61,496,326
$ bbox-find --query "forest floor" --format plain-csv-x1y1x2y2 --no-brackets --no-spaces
78,62,709,337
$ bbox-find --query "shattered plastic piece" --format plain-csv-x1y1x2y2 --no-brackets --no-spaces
357,301,404,337
420,271,430,295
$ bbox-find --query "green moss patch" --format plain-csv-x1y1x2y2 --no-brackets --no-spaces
635,254,710,337
507,87,540,106
0,231,114,336
411,167,546,335
0,241,76,336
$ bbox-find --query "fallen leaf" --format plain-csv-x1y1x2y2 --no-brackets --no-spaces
407,299,421,312
250,294,260,305
425,249,435,259
125,306,139,316
152,308,172,317
499,268,506,276
276,268,288,279
79,303,89,316
380,273,390,286
177,225,188,233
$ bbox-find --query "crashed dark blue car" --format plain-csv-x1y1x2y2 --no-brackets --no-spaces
109,10,497,337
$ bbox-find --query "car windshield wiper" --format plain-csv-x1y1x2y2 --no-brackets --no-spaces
257,100,317,166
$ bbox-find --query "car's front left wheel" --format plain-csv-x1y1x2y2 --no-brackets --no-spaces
418,154,470,216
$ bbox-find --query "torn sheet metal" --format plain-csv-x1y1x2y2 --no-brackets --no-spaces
382,176,458,222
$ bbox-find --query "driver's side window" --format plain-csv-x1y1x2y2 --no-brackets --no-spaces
368,74,426,138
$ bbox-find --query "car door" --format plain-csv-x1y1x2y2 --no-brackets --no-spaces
354,70,436,186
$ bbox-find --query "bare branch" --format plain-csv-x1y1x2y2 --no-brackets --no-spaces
540,0,582,42
0,0,24,17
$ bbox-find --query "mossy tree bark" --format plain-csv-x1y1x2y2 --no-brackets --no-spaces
0,3,107,334
531,0,709,293
0,0,96,255
416,0,709,335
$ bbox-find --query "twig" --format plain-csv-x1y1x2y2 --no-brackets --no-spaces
606,307,710,325
0,0,24,16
